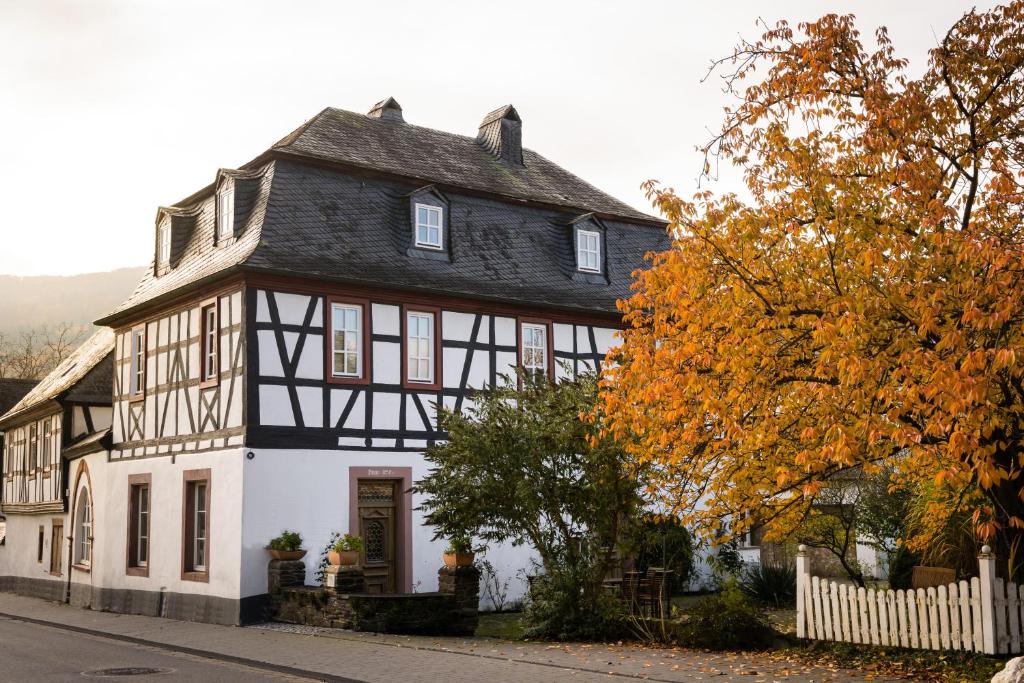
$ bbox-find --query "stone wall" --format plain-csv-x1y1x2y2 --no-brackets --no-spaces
269,562,480,636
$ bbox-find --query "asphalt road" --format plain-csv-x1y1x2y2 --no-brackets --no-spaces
0,617,319,682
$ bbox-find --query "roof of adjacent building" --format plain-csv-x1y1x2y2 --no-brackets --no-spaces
0,379,37,418
98,102,671,324
0,328,114,428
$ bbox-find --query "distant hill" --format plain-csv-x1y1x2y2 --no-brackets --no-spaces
0,267,146,335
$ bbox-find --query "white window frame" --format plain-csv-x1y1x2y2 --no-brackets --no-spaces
75,489,92,566
193,482,207,572
406,311,434,384
135,483,149,567
217,188,234,239
158,222,171,264
414,203,443,250
331,303,363,378
576,228,601,273
521,323,548,374
202,304,218,381
130,328,145,396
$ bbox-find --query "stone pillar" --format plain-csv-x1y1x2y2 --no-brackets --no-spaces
268,559,306,594
439,564,481,635
325,565,366,593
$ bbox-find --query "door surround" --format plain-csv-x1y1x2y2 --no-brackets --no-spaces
348,466,413,593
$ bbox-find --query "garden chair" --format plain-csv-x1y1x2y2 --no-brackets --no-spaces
622,571,642,615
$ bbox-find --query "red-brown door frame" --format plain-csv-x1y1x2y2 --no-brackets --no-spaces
348,466,413,593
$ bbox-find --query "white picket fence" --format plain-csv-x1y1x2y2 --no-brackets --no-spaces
796,544,1023,655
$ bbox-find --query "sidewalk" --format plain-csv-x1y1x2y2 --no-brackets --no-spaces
0,593,900,682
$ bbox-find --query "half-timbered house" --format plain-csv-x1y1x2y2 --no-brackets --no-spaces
2,98,669,624
0,329,113,601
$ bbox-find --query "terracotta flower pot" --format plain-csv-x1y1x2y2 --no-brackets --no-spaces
443,552,475,568
267,548,307,561
329,550,360,566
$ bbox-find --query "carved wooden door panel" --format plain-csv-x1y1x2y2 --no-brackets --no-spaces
357,480,397,594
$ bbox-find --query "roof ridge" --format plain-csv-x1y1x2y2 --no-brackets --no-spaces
270,106,662,224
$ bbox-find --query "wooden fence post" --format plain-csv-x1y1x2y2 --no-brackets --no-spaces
796,544,809,639
979,544,998,655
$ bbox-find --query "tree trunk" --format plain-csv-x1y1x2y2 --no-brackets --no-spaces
987,474,1024,582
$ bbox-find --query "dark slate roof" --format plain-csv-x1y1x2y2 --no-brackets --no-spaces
63,428,111,460
0,328,114,428
64,351,113,404
269,107,659,224
245,161,667,312
98,104,671,323
0,379,36,417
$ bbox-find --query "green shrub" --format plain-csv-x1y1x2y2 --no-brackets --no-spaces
524,569,627,641
268,530,302,551
332,534,363,553
677,581,774,650
887,546,919,590
740,561,796,607
445,534,473,554
629,517,694,593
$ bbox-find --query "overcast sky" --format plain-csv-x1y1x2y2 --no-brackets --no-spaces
0,0,988,276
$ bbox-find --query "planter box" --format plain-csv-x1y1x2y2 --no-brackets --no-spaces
267,549,307,561
328,550,361,566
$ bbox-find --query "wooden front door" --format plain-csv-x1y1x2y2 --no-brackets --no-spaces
49,519,63,575
357,480,397,594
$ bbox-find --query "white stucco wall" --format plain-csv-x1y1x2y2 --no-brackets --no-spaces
239,447,536,607
73,448,245,600
0,510,67,581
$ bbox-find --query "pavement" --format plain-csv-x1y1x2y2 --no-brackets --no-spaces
0,593,902,682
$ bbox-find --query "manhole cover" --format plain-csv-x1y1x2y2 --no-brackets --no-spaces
82,667,173,677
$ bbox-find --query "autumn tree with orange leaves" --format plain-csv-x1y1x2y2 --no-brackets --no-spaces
601,4,1024,578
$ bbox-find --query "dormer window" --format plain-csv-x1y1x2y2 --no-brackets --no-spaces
158,223,171,264
217,188,234,239
415,204,443,249
576,228,601,273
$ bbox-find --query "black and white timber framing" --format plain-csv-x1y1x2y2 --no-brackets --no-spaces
245,288,617,451
111,289,245,458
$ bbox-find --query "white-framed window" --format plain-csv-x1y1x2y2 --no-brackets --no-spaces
406,311,434,383
28,423,37,472
130,328,145,396
217,188,234,238
158,223,171,264
576,229,601,273
331,303,363,378
41,418,51,469
75,489,92,566
192,481,207,571
521,323,548,374
134,483,149,566
202,303,218,381
415,204,443,249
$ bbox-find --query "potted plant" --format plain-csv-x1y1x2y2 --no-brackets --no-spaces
328,534,363,566
443,534,475,567
267,530,306,560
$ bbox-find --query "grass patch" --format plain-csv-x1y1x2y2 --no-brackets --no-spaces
780,640,1005,682
476,611,527,640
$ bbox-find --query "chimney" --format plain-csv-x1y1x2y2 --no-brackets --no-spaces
368,97,404,122
477,105,522,165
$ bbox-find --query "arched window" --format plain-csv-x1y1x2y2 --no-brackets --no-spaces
74,489,92,566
